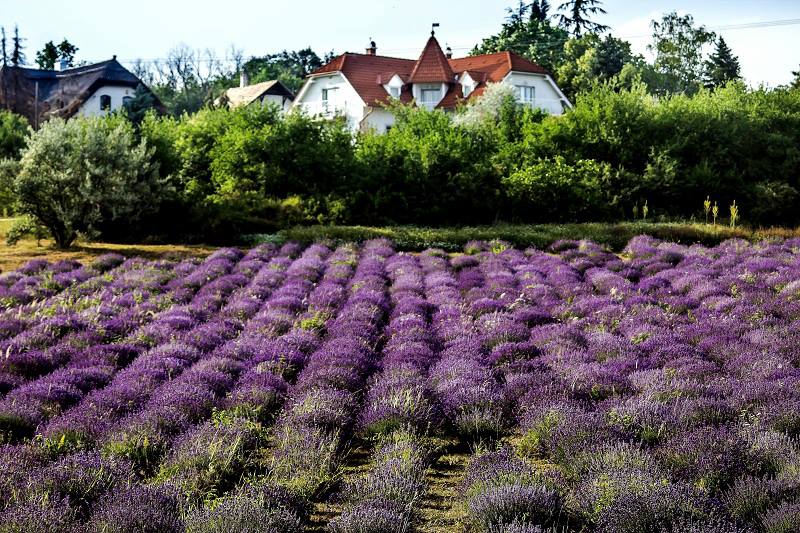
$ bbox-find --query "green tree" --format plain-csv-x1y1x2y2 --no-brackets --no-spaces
123,84,159,125
530,0,551,21
790,65,800,90
35,39,78,70
556,33,636,99
703,37,740,89
1,27,8,66
10,25,24,66
15,116,168,248
472,7,569,73
649,12,716,95
242,48,325,92
557,0,609,37
0,110,29,159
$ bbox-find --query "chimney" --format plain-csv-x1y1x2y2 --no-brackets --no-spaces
445,46,452,59
240,70,250,88
366,38,377,56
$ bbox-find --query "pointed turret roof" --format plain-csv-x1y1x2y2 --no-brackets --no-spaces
408,35,454,84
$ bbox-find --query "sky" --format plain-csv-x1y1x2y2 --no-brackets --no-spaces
1,0,799,86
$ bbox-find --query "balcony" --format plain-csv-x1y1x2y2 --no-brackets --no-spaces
300,100,349,118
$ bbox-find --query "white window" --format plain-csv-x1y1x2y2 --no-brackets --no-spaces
420,85,440,109
389,86,400,99
517,85,535,104
463,84,474,97
321,87,338,113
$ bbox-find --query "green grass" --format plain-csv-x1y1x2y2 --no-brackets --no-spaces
270,223,800,252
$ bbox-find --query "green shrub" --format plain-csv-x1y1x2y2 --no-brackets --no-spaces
15,115,169,248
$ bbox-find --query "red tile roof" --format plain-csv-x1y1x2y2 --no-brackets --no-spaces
307,40,549,109
408,36,455,84
449,51,548,79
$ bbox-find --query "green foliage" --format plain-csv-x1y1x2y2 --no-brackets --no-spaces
123,84,159,125
353,103,504,225
792,66,800,90
703,37,741,89
0,110,29,159
35,39,78,70
556,34,640,99
649,12,716,95
472,9,569,74
556,0,609,37
503,156,615,221
0,158,20,215
243,48,325,92
5,216,48,245
15,115,169,248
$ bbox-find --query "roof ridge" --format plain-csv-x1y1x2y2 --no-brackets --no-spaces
408,35,454,84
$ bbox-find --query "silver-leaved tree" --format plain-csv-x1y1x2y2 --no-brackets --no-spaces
15,115,171,248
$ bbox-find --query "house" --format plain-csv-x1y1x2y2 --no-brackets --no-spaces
292,31,572,132
216,72,295,112
0,56,160,128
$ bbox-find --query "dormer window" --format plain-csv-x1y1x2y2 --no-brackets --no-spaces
100,94,111,111
419,85,441,109
463,84,474,97
389,86,401,99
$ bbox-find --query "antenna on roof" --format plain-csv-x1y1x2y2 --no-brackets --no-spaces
431,22,440,36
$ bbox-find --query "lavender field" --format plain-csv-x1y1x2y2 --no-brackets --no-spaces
0,237,799,532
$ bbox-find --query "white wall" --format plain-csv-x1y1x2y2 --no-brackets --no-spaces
502,72,568,115
261,93,292,113
361,108,396,133
294,73,365,131
78,85,134,117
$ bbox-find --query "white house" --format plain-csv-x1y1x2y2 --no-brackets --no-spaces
292,32,572,132
0,56,161,127
216,73,295,112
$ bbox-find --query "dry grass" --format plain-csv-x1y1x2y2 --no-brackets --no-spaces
0,218,217,272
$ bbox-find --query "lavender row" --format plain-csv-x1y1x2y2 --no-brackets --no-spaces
332,250,455,532
264,239,394,501
103,243,334,478
34,246,291,451
460,238,800,532
148,243,360,513
0,254,220,440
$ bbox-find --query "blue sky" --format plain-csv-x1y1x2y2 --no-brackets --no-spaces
2,0,799,86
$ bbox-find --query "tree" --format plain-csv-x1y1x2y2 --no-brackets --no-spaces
123,84,158,125
473,7,569,73
703,37,740,89
35,39,78,70
649,12,716,95
35,41,58,70
10,25,24,66
0,110,29,159
242,48,324,92
15,116,168,248
557,0,609,36
531,0,551,22
556,33,636,98
1,27,7,67
792,65,800,90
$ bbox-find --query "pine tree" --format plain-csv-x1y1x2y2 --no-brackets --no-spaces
10,25,25,66
791,65,800,90
1,27,7,67
703,37,741,89
531,0,551,22
557,0,609,36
